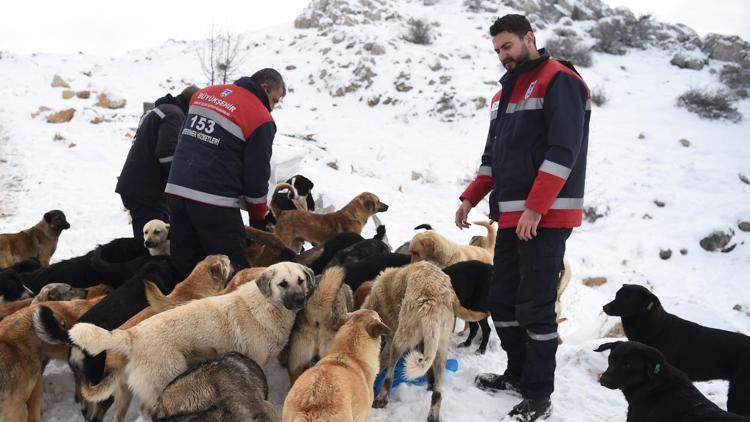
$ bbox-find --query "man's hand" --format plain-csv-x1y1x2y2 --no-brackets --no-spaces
455,199,473,229
516,208,542,241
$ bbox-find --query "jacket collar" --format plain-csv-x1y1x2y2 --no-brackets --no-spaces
500,48,549,85
234,77,271,111
154,93,186,113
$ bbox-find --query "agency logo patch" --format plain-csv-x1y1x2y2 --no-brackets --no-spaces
524,80,538,100
491,101,500,112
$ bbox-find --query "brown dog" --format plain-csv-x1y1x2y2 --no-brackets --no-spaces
0,210,70,268
467,220,497,253
409,228,493,268
274,192,388,251
353,281,374,310
363,261,484,421
245,225,297,266
0,296,101,422
285,266,353,383
76,255,235,422
283,309,390,422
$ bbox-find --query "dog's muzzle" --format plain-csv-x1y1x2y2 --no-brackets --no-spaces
602,302,616,316
378,202,389,212
284,293,307,311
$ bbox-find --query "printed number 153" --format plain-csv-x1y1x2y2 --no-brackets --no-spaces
190,116,215,134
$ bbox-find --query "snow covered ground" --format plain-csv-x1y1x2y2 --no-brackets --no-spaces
0,0,749,420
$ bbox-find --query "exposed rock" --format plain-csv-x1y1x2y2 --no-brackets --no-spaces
740,173,750,185
699,230,734,252
61,90,75,99
51,74,70,88
679,138,690,147
46,108,76,123
582,277,607,287
638,132,645,139
411,171,423,181
654,200,665,207
473,96,488,110
670,53,705,70
95,93,126,109
739,221,750,232
702,34,750,66
364,42,386,55
659,249,672,260
428,61,442,71
76,90,91,99
90,116,110,124
326,161,339,170
367,95,381,107
605,322,625,338
53,133,65,141
295,0,399,30
286,64,297,70
394,72,413,92
680,248,688,255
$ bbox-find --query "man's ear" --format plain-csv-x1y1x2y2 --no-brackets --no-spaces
594,341,622,353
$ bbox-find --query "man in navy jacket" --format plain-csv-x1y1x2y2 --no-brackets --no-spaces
116,85,199,241
166,69,285,279
455,14,590,421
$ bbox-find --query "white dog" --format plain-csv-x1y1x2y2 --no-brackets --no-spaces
68,262,317,409
142,219,169,256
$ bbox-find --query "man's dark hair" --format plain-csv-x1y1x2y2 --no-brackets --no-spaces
251,68,286,96
489,14,533,38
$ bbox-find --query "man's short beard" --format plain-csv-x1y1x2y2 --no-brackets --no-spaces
503,43,531,71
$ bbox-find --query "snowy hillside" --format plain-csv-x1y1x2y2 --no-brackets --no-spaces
1,0,749,420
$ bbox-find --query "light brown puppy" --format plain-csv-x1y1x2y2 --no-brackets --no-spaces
142,219,170,256
0,297,101,422
283,309,390,422
68,262,317,410
31,283,88,304
0,284,110,322
77,255,234,422
409,228,493,268
221,266,268,294
362,261,465,422
285,266,353,383
0,210,70,268
274,192,388,251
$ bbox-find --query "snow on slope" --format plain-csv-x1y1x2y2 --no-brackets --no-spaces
0,0,749,420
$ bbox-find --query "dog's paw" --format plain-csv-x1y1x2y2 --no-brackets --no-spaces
372,395,389,408
475,347,487,355
458,341,471,348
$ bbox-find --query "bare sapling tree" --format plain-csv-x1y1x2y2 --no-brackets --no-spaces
196,26,246,85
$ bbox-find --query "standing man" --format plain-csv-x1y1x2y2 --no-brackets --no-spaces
166,69,285,279
116,85,199,241
455,14,590,421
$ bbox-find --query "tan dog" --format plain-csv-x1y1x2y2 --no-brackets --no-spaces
409,228,493,267
0,210,70,268
363,261,482,421
31,283,88,304
283,309,390,422
468,220,497,253
557,258,572,325
68,262,317,409
142,219,170,256
0,297,101,422
76,255,234,422
274,192,388,251
286,266,353,383
221,266,268,294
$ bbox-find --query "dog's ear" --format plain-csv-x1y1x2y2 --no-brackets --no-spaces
366,319,390,339
304,178,314,191
423,237,435,255
209,259,225,281
594,341,622,353
255,272,273,298
43,211,54,224
302,265,317,290
642,346,665,379
164,224,170,235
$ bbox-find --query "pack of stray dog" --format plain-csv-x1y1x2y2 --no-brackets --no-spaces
1,174,748,422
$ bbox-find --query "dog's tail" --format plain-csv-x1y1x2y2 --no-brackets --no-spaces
558,258,572,295
270,182,297,218
413,223,433,231
33,305,71,345
69,323,133,357
472,220,497,252
309,266,347,317
144,280,181,313
80,359,123,402
403,319,442,380
451,291,489,322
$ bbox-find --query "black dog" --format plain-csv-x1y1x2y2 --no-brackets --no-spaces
603,284,750,416
394,223,433,254
442,260,494,354
295,232,365,274
1,257,42,273
340,252,410,293
327,236,391,269
0,238,151,299
596,341,750,421
271,175,316,214
34,256,179,420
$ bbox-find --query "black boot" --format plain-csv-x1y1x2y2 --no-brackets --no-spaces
474,372,520,393
508,398,552,421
